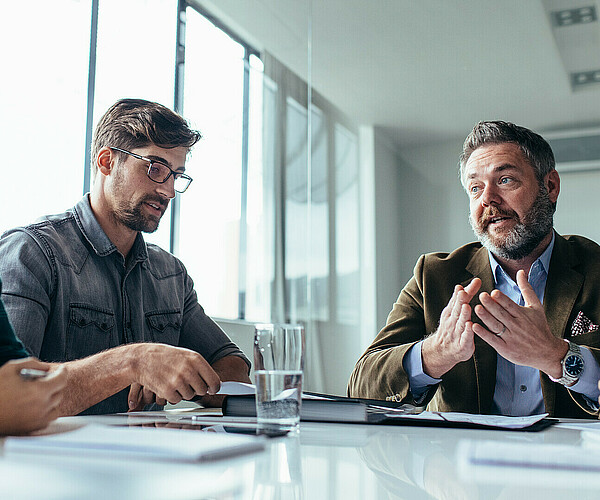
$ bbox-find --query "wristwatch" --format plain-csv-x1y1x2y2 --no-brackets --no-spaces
549,340,585,386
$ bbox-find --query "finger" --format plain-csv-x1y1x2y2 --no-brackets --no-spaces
454,302,471,335
128,383,143,410
463,277,482,300
459,320,475,349
177,384,196,401
472,321,504,348
474,303,506,335
441,285,463,321
479,292,517,326
141,386,157,406
156,396,167,406
516,270,542,309
190,357,221,395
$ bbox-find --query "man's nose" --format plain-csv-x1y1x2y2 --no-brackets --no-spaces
156,176,176,199
480,185,501,207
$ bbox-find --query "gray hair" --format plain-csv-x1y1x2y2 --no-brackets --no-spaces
459,120,555,187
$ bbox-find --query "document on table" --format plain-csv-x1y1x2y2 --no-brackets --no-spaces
382,410,548,430
4,424,265,463
457,438,600,472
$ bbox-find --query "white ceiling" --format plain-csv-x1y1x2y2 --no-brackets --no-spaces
198,0,600,149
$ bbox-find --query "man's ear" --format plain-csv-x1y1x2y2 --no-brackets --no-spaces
96,147,114,177
545,169,560,204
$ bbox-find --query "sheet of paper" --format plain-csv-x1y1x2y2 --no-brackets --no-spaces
4,424,265,462
457,438,600,471
384,411,548,429
217,381,256,395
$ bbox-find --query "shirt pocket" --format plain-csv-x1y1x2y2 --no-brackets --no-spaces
145,310,182,346
67,304,116,361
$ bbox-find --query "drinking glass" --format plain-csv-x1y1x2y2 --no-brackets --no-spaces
254,323,305,433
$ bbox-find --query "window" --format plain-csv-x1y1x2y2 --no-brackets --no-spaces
177,6,252,319
0,1,361,342
92,0,177,250
0,0,91,234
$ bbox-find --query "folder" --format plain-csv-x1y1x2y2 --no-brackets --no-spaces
5,424,265,463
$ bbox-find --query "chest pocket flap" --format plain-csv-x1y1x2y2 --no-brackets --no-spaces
146,310,182,346
67,304,116,360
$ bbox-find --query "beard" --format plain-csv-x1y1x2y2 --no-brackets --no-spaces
113,196,168,233
469,184,555,260
111,167,169,233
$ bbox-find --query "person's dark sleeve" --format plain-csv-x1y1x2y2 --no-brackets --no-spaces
0,278,29,367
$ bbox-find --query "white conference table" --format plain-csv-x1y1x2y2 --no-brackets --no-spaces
2,412,600,500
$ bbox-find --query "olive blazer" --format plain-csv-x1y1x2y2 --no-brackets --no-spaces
348,233,600,418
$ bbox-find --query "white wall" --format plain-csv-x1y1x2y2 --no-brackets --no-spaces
370,132,475,332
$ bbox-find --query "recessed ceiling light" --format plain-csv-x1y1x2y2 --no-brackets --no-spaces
552,6,597,27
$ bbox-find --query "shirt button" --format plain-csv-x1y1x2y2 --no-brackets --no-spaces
520,385,527,392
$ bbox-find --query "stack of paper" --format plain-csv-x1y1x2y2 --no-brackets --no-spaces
5,424,265,463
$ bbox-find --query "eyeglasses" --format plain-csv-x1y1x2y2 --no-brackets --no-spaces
109,147,193,193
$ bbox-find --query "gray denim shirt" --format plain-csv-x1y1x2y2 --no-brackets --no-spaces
0,195,249,414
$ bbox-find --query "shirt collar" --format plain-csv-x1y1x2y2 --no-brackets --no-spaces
73,194,148,261
488,231,555,285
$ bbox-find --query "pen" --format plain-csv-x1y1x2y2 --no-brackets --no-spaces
20,368,49,380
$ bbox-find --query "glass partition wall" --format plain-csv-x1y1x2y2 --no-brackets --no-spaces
1,0,363,394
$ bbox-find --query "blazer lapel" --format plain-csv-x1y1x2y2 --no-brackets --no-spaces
541,233,583,414
465,247,497,413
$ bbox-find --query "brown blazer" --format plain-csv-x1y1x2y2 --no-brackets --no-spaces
348,233,600,418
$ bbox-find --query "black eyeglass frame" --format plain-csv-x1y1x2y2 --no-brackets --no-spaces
109,146,193,193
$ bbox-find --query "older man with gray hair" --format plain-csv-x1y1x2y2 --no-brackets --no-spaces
349,120,600,418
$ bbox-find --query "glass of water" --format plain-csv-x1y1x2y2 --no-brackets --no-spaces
254,323,305,434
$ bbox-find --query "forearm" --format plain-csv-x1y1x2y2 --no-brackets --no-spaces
55,344,138,416
212,355,251,383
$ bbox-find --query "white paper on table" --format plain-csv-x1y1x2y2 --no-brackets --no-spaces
4,424,265,463
217,381,297,401
384,411,548,429
216,381,256,395
457,438,600,471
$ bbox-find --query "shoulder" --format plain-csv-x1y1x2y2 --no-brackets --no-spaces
558,234,600,256
418,242,484,272
0,207,82,261
145,243,187,279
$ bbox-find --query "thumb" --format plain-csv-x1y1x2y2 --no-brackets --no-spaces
128,383,143,410
516,269,541,309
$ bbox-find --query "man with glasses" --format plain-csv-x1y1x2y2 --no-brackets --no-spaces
0,98,250,415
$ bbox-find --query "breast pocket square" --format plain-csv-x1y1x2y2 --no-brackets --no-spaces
571,311,599,336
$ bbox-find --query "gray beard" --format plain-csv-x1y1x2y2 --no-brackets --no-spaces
470,185,555,261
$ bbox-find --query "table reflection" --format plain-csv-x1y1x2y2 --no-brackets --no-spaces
253,436,303,500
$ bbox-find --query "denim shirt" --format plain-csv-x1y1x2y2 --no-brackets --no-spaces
0,195,249,414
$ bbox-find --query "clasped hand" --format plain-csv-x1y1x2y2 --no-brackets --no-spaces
472,270,565,377
423,270,565,379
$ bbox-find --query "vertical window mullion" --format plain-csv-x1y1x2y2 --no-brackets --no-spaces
238,48,251,319
171,0,187,255
83,0,100,195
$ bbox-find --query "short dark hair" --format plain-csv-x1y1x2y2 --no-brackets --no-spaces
91,98,202,177
459,120,555,187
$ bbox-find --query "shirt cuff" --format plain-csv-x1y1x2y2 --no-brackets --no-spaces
570,346,600,403
403,341,442,400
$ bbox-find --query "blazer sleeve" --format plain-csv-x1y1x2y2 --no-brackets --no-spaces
347,254,435,403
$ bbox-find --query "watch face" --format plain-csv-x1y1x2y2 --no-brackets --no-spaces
565,355,584,377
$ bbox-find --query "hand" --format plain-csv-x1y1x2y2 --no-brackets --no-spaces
422,278,482,378
130,344,221,405
127,383,167,412
472,270,567,377
195,355,251,408
0,358,67,435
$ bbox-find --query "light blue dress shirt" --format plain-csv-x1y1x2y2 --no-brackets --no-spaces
404,233,600,415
